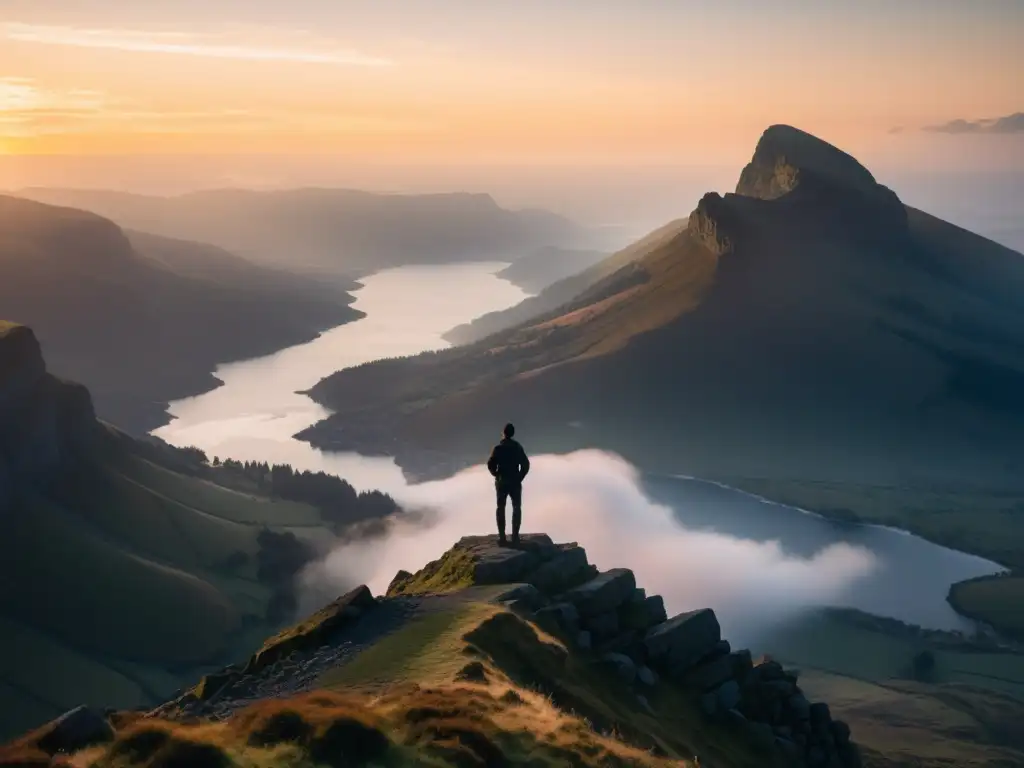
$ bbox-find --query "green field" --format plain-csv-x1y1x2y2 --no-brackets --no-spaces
761,610,1024,702
949,575,1024,641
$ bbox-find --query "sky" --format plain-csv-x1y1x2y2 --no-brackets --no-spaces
0,0,1022,209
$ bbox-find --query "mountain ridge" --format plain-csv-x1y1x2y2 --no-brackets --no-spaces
0,194,360,434
298,124,1024,488
15,186,600,274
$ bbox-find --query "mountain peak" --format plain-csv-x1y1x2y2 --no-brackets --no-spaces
736,124,881,200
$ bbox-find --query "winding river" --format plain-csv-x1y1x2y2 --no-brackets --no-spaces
153,262,1004,637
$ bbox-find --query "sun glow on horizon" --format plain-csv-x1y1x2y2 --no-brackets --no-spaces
0,2,1020,168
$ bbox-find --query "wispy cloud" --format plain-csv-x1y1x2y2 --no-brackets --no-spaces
924,111,1024,134
3,22,393,67
0,77,437,139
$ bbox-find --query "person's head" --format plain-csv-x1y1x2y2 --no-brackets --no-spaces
502,422,515,439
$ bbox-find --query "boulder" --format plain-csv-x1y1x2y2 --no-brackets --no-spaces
599,652,637,684
563,568,637,616
37,706,114,755
533,602,580,636
744,720,776,752
838,742,863,768
585,610,620,641
386,570,412,595
714,679,741,711
679,653,733,691
194,670,239,701
525,544,591,594
630,587,647,603
788,693,811,721
496,583,547,611
831,720,851,747
810,702,832,729
729,649,753,678
576,630,592,650
598,631,646,664
774,737,801,761
644,608,721,673
636,665,658,686
620,595,667,631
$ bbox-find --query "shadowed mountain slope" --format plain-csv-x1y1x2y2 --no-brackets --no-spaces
0,324,400,740
299,125,1024,487
0,196,359,433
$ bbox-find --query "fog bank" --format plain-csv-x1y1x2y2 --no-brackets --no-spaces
301,450,877,645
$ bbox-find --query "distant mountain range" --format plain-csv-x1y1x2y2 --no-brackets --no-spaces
299,125,1024,488
0,195,359,433
16,187,602,274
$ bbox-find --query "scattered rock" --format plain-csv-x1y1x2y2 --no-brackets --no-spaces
37,706,114,755
563,568,637,617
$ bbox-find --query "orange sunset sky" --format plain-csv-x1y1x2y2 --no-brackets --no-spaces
0,0,1021,183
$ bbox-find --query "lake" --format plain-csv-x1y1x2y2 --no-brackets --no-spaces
154,262,1004,638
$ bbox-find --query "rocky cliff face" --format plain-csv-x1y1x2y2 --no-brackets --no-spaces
0,323,96,509
735,124,907,233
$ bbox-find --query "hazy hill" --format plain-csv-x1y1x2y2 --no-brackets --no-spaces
0,195,359,433
0,324,400,740
445,217,688,344
300,125,1024,488
16,187,597,274
495,246,609,293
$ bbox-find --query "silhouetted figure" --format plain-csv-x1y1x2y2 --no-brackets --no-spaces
487,423,530,545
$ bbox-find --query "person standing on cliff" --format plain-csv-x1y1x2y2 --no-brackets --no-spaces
487,423,530,545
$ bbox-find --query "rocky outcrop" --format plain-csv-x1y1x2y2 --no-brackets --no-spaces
687,192,738,255
735,123,907,233
427,534,862,768
0,323,97,509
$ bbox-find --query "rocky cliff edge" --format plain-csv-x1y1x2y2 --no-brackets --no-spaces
10,534,863,768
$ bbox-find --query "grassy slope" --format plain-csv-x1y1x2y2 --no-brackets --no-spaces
800,671,1024,768
761,610,1024,702
443,217,689,344
0,445,336,740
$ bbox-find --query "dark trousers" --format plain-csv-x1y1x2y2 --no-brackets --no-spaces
496,482,522,538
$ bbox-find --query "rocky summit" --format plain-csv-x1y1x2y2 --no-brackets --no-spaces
6,533,864,767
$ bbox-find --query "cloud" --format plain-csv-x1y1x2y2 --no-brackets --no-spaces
3,22,393,67
300,450,878,645
0,77,436,138
887,126,903,135
924,111,1024,134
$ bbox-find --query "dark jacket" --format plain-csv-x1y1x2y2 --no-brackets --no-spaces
487,437,530,487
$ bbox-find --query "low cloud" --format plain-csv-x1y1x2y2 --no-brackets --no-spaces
3,22,393,67
924,112,1024,134
300,450,878,644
